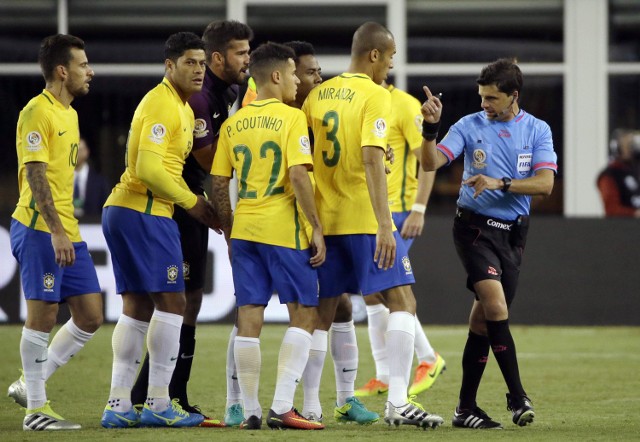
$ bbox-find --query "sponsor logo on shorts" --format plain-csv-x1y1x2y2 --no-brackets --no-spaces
402,256,413,274
43,273,55,292
487,266,498,276
486,219,512,231
167,265,179,284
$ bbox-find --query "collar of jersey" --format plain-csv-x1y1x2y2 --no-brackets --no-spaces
161,78,181,101
339,72,372,81
247,98,280,107
41,89,67,110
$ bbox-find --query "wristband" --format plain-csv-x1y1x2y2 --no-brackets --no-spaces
422,120,441,141
411,203,426,214
501,177,512,192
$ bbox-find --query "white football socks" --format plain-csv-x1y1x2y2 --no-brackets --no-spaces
20,327,49,410
45,319,94,380
146,310,182,412
108,314,149,412
302,329,327,417
386,311,416,407
225,325,242,408
234,336,262,419
330,321,358,406
365,303,390,383
414,314,437,364
271,327,312,414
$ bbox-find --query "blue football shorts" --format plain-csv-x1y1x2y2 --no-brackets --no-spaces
392,211,415,251
317,232,415,299
102,206,184,294
10,219,101,302
231,239,319,307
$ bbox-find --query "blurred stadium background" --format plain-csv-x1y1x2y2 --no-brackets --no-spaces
0,0,638,325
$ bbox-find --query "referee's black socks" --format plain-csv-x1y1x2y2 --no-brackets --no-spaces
458,330,490,410
486,319,526,398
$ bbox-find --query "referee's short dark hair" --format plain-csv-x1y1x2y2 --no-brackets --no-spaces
477,58,523,96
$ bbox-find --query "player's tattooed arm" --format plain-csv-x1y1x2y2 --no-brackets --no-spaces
211,175,233,241
25,161,75,267
25,162,65,234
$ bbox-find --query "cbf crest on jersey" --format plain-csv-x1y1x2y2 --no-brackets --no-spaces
43,273,55,292
149,123,167,144
472,148,487,169
373,118,387,138
167,265,179,284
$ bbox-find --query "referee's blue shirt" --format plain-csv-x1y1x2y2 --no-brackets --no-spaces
437,110,558,220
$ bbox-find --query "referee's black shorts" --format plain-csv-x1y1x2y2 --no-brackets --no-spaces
174,204,209,292
452,207,527,307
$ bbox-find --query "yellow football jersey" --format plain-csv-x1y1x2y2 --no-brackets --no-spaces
386,85,424,213
13,90,82,242
105,79,195,217
302,73,392,235
212,98,313,249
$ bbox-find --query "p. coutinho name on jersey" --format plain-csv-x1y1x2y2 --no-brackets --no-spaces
317,87,356,103
228,115,283,136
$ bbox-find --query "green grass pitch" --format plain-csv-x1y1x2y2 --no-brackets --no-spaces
1,324,639,441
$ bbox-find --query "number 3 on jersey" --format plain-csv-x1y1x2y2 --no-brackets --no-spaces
322,110,340,167
233,141,284,199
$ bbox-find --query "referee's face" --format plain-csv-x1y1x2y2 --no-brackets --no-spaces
479,84,515,122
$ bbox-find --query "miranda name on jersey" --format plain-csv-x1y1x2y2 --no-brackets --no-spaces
317,87,355,103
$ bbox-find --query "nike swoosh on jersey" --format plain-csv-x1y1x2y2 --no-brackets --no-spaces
58,130,67,136
212,112,220,119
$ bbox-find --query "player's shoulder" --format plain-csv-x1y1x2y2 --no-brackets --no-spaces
390,87,420,107
519,110,551,130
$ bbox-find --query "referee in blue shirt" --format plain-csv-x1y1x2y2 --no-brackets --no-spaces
420,58,557,429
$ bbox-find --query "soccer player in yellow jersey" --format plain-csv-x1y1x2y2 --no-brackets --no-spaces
211,42,325,431
101,32,217,429
354,82,446,399
302,22,443,428
8,34,102,431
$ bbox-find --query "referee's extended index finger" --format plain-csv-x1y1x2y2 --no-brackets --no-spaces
423,85,433,100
